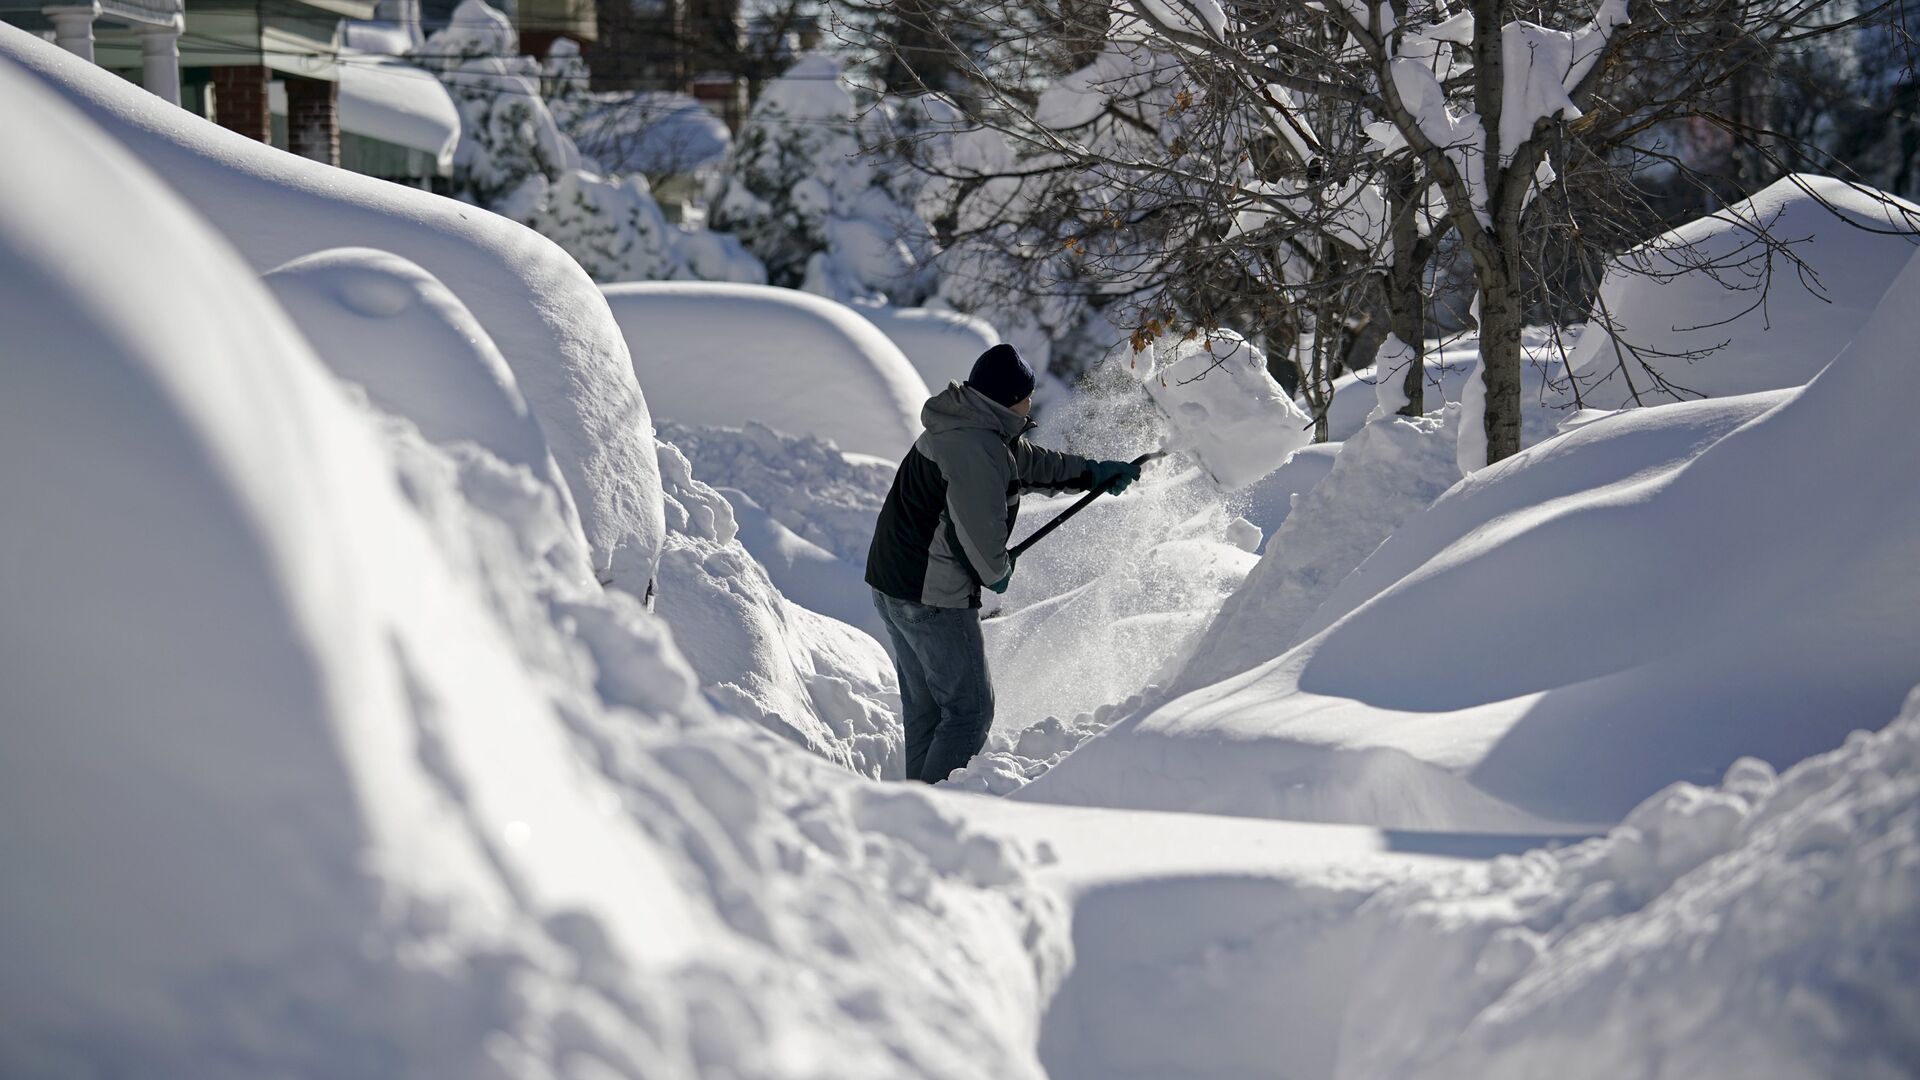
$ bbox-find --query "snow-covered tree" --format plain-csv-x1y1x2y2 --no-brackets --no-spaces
414,0,765,285
869,0,1912,465
706,51,935,302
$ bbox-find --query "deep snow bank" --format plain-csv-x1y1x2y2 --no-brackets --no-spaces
1563,175,1920,407
1173,409,1464,694
656,419,894,566
262,247,904,777
655,419,895,641
853,302,1001,391
602,281,931,459
652,442,904,776
1032,251,1920,829
0,56,1068,1077
1,25,664,588
1340,686,1920,1079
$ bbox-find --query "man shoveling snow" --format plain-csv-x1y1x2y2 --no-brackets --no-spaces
867,344,1142,783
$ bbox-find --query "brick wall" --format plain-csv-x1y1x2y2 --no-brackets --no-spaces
211,65,270,144
285,76,340,167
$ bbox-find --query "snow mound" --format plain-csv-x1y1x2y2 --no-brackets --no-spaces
601,281,931,459
1173,409,1464,694
653,442,904,777
853,302,1001,391
656,418,894,566
1344,687,1920,1079
720,485,888,642
654,420,896,642
1564,174,1920,407
0,54,1072,1078
2,25,664,589
943,690,1156,796
1038,243,1920,829
1229,439,1340,543
261,246,586,549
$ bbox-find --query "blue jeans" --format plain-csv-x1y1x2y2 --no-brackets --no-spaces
871,589,995,783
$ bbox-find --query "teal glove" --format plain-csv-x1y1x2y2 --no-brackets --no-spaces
987,554,1015,593
1087,458,1143,495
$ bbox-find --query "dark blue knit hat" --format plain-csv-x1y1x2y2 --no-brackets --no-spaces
965,343,1036,408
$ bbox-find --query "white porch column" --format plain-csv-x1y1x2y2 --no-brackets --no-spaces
41,2,101,63
135,17,182,105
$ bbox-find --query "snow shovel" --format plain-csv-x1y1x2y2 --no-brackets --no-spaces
1009,451,1166,558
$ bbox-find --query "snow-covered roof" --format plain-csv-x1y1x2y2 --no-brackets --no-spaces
338,52,459,166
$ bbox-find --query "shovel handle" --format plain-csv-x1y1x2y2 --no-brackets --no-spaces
1009,451,1164,558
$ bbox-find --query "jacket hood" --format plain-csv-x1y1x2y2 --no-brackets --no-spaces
922,381,1031,442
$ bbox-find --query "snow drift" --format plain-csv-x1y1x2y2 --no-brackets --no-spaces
853,302,1001,391
1563,175,1920,407
1,25,665,589
1341,686,1920,1079
1029,248,1920,829
601,281,931,459
261,246,588,552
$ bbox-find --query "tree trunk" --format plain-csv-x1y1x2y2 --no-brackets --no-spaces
1384,160,1430,416
1475,263,1526,463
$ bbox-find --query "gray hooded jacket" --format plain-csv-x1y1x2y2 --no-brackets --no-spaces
866,383,1093,608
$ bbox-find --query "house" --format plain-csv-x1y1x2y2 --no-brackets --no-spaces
5,0,458,186
0,0,186,103
583,0,744,128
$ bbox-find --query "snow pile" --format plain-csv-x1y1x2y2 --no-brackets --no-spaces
1033,241,1920,829
1229,440,1341,543
853,301,1002,391
943,689,1159,796
3,24,665,590
653,420,897,641
653,440,905,777
1173,408,1464,693
601,281,931,459
0,53,1072,1077
1116,326,1314,490
1564,175,1920,407
270,251,905,776
260,246,586,539
1342,687,1920,1079
655,419,894,565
